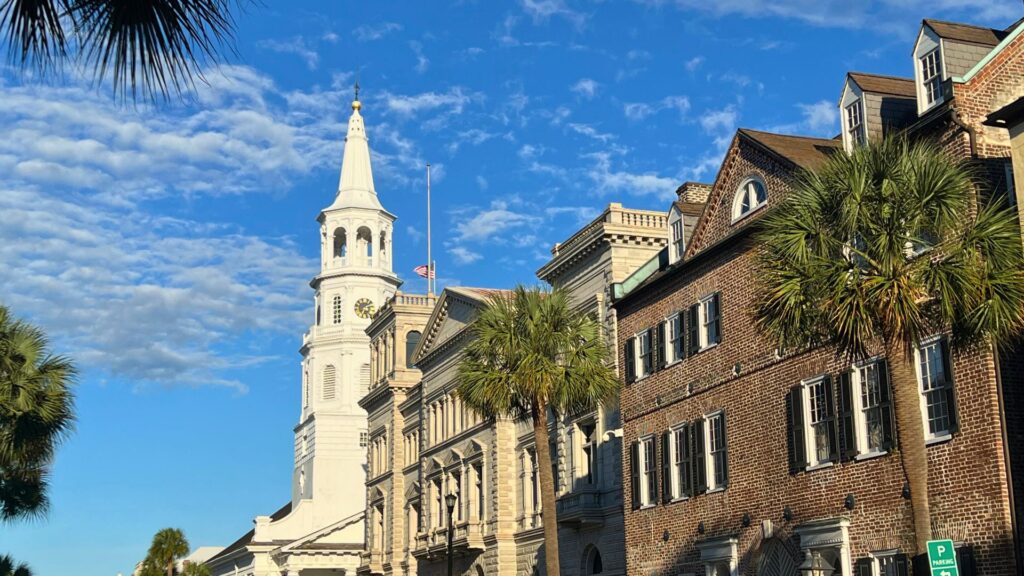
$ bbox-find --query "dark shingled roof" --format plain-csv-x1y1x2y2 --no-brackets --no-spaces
737,129,841,171
924,19,1008,46
848,72,917,98
205,502,292,565
672,200,705,217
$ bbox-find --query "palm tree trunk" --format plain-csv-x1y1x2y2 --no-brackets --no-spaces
887,341,932,552
532,401,561,576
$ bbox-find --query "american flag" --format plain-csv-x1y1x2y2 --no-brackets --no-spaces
414,264,435,279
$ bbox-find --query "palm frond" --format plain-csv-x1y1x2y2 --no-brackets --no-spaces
0,0,69,73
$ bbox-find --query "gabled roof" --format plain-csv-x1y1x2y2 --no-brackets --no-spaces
672,200,705,217
205,502,292,565
847,72,916,98
737,129,840,172
923,19,1009,46
412,286,511,365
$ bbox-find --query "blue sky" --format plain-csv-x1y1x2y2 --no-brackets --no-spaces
1,1,1019,574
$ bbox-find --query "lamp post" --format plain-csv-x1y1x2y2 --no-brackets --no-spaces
798,550,835,576
445,492,457,576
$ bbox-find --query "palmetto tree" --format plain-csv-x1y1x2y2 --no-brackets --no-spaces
181,561,211,576
458,286,620,576
755,136,1024,553
145,527,190,576
0,554,32,576
0,0,247,101
0,304,77,521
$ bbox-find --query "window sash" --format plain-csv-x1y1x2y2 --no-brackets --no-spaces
707,414,726,488
638,437,655,506
846,102,865,145
856,362,885,453
638,331,652,376
669,314,683,362
917,339,952,437
699,296,719,348
921,50,942,104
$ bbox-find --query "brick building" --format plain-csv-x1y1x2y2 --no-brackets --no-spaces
613,17,1024,576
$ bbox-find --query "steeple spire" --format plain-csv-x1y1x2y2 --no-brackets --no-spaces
329,83,382,211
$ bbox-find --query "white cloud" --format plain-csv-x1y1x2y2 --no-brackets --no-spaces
353,22,403,42
410,41,430,74
797,100,838,135
520,0,588,29
623,95,690,121
684,56,704,72
382,87,483,117
321,31,339,43
567,123,615,143
571,78,600,99
449,246,483,265
454,200,543,243
257,37,319,70
699,105,739,134
584,151,678,198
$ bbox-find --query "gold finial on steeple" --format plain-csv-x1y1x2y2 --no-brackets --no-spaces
352,80,361,111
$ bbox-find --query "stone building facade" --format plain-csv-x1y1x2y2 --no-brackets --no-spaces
359,203,679,576
613,17,1024,576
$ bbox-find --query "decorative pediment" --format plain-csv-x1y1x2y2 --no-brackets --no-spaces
405,481,421,502
414,287,503,365
443,448,464,468
464,438,485,459
424,456,445,477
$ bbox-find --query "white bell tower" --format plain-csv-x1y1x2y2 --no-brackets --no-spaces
293,86,401,522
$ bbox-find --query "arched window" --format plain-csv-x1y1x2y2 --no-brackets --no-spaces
332,295,342,324
323,365,336,400
584,547,603,575
333,227,347,258
406,331,422,368
732,176,767,221
357,226,373,260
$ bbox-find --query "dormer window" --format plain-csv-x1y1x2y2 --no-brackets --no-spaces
731,177,767,222
845,101,865,147
920,49,942,106
669,213,685,262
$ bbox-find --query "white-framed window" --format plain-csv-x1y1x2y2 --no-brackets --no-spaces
668,313,684,363
705,412,727,490
731,177,768,222
579,421,597,486
669,423,691,500
920,48,943,106
637,330,652,377
671,216,685,261
472,461,485,521
631,436,656,508
803,376,837,467
360,431,369,448
332,294,343,324
916,336,956,440
846,100,866,147
700,294,720,348
852,360,889,455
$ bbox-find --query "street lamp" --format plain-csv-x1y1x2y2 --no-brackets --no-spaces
445,492,457,576
798,550,835,576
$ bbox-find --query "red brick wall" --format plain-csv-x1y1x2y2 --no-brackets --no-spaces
617,131,1019,575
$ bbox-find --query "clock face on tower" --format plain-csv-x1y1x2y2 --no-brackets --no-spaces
354,298,376,319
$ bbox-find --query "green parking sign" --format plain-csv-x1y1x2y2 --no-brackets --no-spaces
927,539,959,576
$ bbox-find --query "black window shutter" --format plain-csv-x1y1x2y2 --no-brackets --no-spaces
645,328,655,375
656,322,667,369
624,338,636,384
785,385,808,473
711,293,722,344
647,440,658,506
687,304,700,356
878,359,895,451
822,375,839,462
692,419,707,494
680,423,693,498
661,432,672,503
630,441,640,510
956,546,976,576
894,553,909,576
940,338,959,434
912,552,930,575
838,371,857,460
853,558,873,576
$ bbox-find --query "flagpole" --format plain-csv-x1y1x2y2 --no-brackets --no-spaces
426,163,433,296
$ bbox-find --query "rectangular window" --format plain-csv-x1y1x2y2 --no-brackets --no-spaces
920,49,943,105
700,295,718,347
473,462,485,521
803,376,837,466
706,412,727,490
856,361,888,453
671,218,685,259
856,551,908,576
638,330,652,377
671,424,692,499
633,436,656,507
580,422,597,485
360,431,369,448
846,101,865,146
669,313,684,363
917,337,957,439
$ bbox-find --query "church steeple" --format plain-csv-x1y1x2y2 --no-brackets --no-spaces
330,84,383,211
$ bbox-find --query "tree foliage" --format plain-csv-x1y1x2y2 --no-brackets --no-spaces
144,527,190,576
0,554,31,576
0,304,77,521
755,136,1024,358
0,0,249,101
